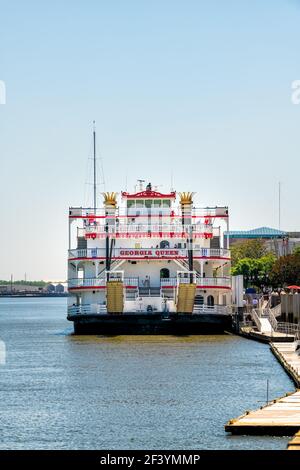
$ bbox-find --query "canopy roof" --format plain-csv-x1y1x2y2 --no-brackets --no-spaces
224,226,287,239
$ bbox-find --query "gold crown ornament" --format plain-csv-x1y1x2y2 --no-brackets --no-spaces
102,192,118,206
179,192,194,205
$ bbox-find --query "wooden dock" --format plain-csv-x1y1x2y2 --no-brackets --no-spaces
239,326,295,344
288,430,300,450
225,342,300,436
270,342,300,387
225,390,300,435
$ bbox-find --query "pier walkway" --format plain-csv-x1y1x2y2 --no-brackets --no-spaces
225,390,300,435
288,430,300,450
225,342,300,436
239,304,298,343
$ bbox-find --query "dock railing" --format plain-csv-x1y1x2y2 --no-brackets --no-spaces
193,305,231,315
249,305,300,339
68,304,107,315
251,309,262,331
276,322,300,340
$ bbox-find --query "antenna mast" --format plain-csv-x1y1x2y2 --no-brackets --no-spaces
93,121,96,212
278,181,281,230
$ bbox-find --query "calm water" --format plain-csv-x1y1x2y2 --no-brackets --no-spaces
0,297,295,450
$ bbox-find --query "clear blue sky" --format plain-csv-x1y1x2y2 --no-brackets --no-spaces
1,0,300,280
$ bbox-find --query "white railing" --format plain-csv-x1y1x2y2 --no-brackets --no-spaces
68,304,107,315
67,303,230,316
193,305,230,315
69,206,228,219
276,322,300,339
68,278,106,288
266,310,278,331
124,277,139,286
160,276,231,288
197,248,230,258
161,278,177,287
196,276,231,287
68,247,231,260
78,223,213,237
251,305,300,339
270,303,281,318
251,309,262,331
68,277,139,289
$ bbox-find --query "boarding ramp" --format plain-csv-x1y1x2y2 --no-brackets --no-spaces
106,271,124,314
251,308,273,334
176,271,197,314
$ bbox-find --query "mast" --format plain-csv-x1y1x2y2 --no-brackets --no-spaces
93,121,96,213
278,181,281,230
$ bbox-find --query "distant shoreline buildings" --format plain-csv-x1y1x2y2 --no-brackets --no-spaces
0,282,68,297
224,226,300,257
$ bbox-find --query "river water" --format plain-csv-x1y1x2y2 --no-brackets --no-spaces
0,297,295,450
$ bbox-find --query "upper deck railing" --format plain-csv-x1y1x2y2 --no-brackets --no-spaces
68,247,231,260
160,276,231,288
68,277,139,289
77,223,214,239
68,276,231,290
69,206,229,219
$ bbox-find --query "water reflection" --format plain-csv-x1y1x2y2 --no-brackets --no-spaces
0,297,295,450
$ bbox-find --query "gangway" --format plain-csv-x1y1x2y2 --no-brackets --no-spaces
176,271,196,314
106,271,124,314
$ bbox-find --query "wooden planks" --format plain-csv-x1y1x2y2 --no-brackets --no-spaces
225,342,300,436
271,342,300,387
288,431,300,450
225,391,300,435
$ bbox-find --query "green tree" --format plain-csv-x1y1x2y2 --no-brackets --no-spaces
231,239,268,266
270,253,300,287
232,254,276,287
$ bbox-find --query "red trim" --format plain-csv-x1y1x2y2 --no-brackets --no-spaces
160,285,231,290
69,284,230,291
69,256,231,261
84,233,213,239
69,286,106,290
121,190,176,199
69,284,138,291
196,285,231,290
69,214,228,220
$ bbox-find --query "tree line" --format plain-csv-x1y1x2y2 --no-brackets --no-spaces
231,240,300,288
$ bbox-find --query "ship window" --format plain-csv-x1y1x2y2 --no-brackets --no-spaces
127,200,135,208
154,200,161,207
207,295,214,307
136,200,144,208
160,268,170,279
195,295,204,306
162,199,171,208
145,200,152,208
